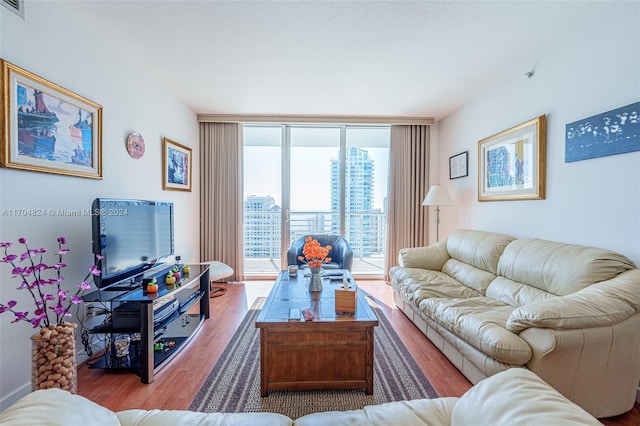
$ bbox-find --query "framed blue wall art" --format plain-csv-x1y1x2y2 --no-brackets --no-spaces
565,101,640,162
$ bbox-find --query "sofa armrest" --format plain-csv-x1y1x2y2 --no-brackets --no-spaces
117,409,292,426
0,389,120,426
451,369,600,425
398,240,449,270
507,269,640,333
520,314,640,418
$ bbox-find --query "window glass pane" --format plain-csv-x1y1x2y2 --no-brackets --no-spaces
243,126,282,276
290,127,341,241
344,127,390,276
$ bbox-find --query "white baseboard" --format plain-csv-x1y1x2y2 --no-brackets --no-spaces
0,382,30,412
1,350,95,412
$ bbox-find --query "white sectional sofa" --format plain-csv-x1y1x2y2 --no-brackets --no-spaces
0,369,600,425
389,228,640,418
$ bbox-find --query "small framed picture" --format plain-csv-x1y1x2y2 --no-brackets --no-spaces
449,151,468,179
162,137,192,191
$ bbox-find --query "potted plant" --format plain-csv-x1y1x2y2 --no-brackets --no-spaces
0,237,102,393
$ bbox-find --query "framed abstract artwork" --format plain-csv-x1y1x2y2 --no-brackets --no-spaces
449,151,468,179
163,137,192,191
0,60,103,179
565,101,640,162
478,115,546,201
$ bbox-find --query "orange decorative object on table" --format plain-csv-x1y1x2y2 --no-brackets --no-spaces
297,236,332,269
146,278,158,293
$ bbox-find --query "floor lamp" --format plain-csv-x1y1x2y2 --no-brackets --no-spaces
422,185,453,242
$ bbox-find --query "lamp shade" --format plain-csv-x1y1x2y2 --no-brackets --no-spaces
422,185,453,206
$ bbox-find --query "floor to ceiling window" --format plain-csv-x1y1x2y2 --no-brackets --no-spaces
243,124,390,279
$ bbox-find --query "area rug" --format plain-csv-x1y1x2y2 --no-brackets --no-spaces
189,297,437,419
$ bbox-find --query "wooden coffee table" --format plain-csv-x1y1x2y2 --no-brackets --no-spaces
255,270,378,397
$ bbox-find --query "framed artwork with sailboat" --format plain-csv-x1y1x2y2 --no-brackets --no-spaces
0,59,103,179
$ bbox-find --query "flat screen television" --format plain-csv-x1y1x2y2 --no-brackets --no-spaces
92,198,174,289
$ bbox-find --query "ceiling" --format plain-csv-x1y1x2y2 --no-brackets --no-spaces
59,1,609,121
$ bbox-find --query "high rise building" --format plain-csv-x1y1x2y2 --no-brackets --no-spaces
244,195,281,258
330,147,375,257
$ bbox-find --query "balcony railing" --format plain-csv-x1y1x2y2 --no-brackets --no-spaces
243,210,387,277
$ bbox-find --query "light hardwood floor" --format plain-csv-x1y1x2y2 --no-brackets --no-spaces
77,280,640,424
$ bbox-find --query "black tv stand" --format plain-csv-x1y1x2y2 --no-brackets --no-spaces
83,264,210,383
105,283,140,291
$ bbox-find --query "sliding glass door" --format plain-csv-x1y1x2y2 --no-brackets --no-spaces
243,124,389,279
344,127,390,276
289,126,341,247
243,126,282,276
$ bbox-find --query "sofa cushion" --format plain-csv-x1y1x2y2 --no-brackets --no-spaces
391,267,482,305
0,388,120,426
507,270,640,332
451,368,601,425
294,398,458,426
441,259,498,295
446,229,515,275
397,239,450,270
420,297,531,365
117,409,292,425
497,238,636,296
486,276,557,307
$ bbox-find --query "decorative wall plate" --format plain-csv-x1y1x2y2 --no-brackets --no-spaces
127,132,145,159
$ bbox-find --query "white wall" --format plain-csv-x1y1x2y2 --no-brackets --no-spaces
436,2,640,265
0,2,199,407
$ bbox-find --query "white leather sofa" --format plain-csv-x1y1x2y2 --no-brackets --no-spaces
0,369,600,425
389,228,640,418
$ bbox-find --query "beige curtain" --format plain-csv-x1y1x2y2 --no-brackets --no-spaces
200,122,243,281
384,125,430,281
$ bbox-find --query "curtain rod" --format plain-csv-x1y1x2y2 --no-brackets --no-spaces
197,114,434,126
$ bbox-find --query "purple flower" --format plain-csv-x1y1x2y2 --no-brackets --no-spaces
29,317,44,328
1,237,99,328
52,303,66,315
96,254,104,260
12,311,28,322
2,254,17,263
0,301,16,313
57,290,69,301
